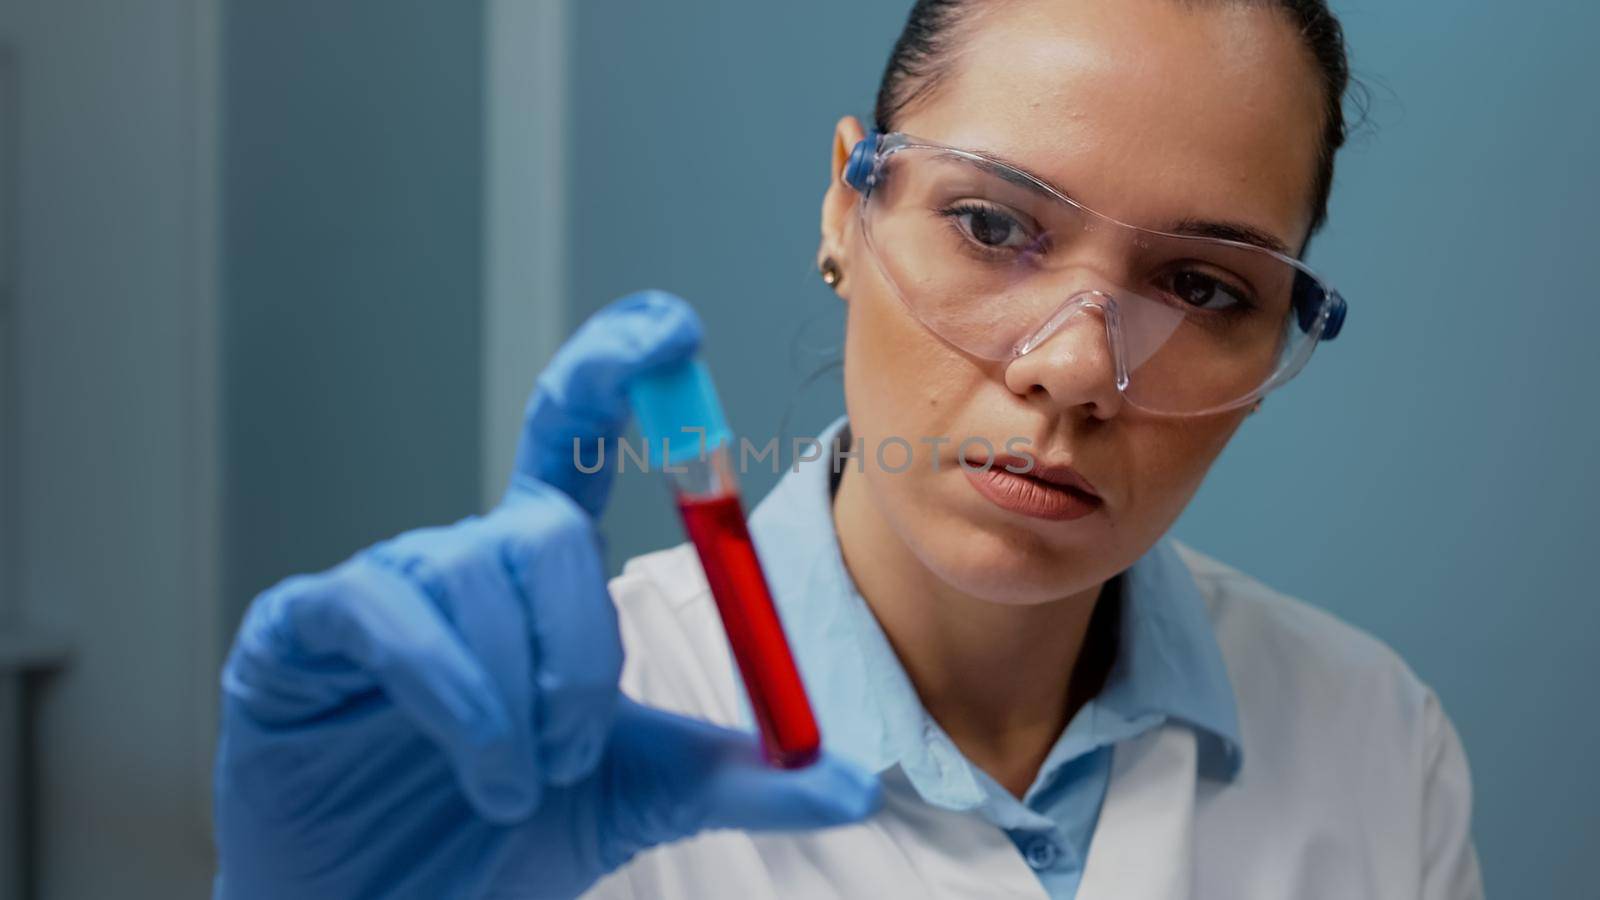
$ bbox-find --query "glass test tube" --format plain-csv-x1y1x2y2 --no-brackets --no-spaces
628,357,822,768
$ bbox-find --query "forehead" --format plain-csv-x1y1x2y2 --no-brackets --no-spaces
897,0,1326,248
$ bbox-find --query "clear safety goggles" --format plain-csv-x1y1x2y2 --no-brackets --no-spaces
843,132,1348,416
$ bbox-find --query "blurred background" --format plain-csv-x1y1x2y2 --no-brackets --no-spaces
0,0,1594,896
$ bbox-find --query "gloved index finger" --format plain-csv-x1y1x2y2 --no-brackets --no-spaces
507,290,702,518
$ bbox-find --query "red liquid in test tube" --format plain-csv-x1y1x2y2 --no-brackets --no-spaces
676,491,820,768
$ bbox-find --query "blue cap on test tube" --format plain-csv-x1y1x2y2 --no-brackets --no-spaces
627,357,733,466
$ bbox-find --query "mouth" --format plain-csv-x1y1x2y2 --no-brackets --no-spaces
960,452,1104,522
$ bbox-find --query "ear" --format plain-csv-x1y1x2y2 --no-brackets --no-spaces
818,116,868,294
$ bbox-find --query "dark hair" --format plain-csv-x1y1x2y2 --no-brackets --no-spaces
873,0,1362,249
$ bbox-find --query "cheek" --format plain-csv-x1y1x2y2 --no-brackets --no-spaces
840,263,997,525
839,268,1080,602
1121,414,1244,527
840,263,984,446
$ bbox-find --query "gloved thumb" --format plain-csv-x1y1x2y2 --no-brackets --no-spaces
603,699,882,857
506,290,701,518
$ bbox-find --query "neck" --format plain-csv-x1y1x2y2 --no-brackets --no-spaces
831,463,1111,799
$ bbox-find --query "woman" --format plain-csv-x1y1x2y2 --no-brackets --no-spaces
213,0,1483,897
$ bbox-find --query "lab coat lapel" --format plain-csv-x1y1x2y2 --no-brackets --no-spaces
1075,724,1197,900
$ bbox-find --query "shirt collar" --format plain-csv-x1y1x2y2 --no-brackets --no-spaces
1099,532,1243,780
744,415,1242,810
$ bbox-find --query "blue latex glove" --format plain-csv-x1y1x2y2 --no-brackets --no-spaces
213,291,881,900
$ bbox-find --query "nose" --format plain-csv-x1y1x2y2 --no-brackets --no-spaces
1002,292,1125,420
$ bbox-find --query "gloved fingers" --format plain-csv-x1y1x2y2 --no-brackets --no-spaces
666,714,882,834
492,485,623,787
506,290,701,518
600,699,882,856
223,571,394,723
285,557,543,823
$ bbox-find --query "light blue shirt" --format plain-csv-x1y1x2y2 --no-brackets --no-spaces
741,416,1244,899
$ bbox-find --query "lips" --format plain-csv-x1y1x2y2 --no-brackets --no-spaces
960,452,1103,522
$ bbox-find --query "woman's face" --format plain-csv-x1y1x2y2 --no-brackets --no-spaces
820,0,1325,604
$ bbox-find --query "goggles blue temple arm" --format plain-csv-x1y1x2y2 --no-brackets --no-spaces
1321,291,1347,340
844,130,882,193
1294,271,1347,340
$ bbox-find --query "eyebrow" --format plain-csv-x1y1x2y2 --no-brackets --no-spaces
966,146,1295,256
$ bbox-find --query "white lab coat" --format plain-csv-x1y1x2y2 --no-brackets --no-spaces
582,539,1484,899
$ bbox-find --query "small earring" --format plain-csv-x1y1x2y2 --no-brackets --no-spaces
819,257,842,287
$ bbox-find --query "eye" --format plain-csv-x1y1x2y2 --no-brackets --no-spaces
1164,269,1251,312
942,203,1035,251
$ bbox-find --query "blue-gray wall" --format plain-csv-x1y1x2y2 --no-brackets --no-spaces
2,1,220,895
222,0,487,627
572,1,1600,895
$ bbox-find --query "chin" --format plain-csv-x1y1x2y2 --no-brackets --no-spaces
912,515,1106,606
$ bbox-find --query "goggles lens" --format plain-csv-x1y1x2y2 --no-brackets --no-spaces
858,139,1340,416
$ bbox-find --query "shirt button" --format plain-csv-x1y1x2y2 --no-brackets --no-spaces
1023,836,1059,871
